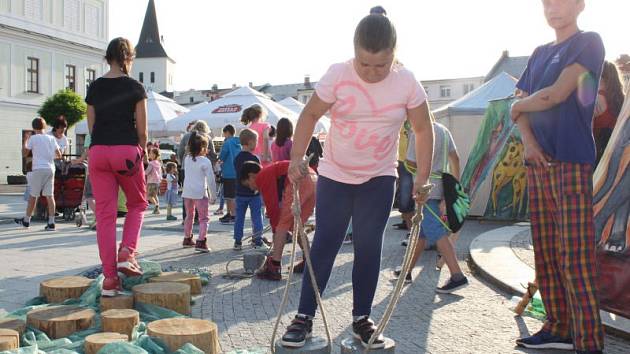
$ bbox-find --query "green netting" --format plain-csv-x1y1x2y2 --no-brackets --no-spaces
0,261,210,354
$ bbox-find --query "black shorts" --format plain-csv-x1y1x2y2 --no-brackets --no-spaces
223,178,236,199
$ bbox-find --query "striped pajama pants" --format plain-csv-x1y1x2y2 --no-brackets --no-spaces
527,162,604,351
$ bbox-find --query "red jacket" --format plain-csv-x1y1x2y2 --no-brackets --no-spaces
255,161,291,231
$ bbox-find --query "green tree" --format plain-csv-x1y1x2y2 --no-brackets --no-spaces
38,89,86,128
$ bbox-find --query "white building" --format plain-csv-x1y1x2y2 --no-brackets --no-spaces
130,0,174,94
422,76,485,110
0,0,109,180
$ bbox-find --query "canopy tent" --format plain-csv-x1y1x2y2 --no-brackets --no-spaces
277,97,330,135
166,86,298,136
75,90,189,137
432,72,518,217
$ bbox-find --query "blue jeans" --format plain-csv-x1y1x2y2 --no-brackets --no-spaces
397,163,415,213
298,175,396,317
234,195,263,244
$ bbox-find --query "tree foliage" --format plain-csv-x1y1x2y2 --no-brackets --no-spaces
38,89,86,128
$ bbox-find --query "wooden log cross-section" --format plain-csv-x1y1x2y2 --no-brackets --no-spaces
0,329,19,351
100,294,134,312
147,318,220,354
0,318,26,335
133,282,191,315
149,272,202,295
27,305,95,339
40,276,92,303
84,332,128,354
102,309,140,339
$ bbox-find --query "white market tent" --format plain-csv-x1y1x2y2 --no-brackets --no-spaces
166,87,298,136
75,90,189,138
277,97,330,135
433,72,518,173
433,72,518,216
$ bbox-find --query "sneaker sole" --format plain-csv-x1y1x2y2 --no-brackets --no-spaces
183,245,194,248
516,342,574,350
279,332,312,348
195,248,210,253
352,333,386,349
101,289,118,297
117,262,143,277
435,281,470,294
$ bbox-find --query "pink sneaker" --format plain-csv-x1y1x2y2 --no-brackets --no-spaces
117,246,143,277
102,277,122,297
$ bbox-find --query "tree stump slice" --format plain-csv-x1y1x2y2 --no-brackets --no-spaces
84,332,128,354
40,276,92,303
26,305,95,339
149,272,202,295
147,318,220,354
0,329,19,351
274,336,329,353
100,294,134,312
102,309,139,339
0,318,26,334
132,282,190,315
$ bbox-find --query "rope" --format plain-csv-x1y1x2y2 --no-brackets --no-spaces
366,184,433,352
222,225,273,280
271,155,332,353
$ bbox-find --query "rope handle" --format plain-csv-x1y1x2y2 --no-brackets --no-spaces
366,184,432,352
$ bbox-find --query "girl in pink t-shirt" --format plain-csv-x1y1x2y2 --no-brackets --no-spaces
145,148,163,214
241,104,271,165
279,9,434,350
271,118,293,162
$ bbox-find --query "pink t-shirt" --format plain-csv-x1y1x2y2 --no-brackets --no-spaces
249,121,271,160
316,60,427,184
146,160,162,184
271,139,293,162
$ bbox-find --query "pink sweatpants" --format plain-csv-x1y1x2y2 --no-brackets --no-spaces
184,198,209,241
88,145,148,278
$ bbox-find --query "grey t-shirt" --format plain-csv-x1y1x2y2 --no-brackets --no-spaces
406,122,456,200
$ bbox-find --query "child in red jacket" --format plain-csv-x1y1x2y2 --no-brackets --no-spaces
239,160,317,280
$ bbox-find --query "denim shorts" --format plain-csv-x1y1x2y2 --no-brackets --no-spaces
420,199,450,244
397,163,415,213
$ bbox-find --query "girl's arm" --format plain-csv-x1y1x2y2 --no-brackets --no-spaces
205,162,218,202
87,105,96,134
135,99,148,152
407,102,434,200
288,94,333,182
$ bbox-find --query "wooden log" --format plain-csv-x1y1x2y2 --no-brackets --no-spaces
40,276,92,303
102,309,139,339
0,329,19,351
26,305,95,339
148,272,202,295
132,282,190,315
147,318,220,354
0,318,26,334
84,332,128,354
100,294,134,312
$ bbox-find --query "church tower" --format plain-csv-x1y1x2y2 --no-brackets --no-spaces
131,0,175,93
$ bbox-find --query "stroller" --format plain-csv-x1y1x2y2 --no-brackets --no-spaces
36,160,86,221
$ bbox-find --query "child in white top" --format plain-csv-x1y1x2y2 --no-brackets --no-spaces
182,132,217,253
164,162,179,221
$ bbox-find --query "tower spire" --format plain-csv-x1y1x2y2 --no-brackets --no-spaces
135,0,169,59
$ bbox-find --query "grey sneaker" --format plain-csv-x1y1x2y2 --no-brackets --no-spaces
436,276,469,294
233,242,242,251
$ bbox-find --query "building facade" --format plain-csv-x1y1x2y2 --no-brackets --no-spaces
421,76,485,110
0,0,109,180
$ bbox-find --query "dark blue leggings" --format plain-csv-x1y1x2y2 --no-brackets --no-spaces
298,175,396,317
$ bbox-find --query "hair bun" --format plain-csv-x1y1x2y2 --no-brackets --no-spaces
369,6,387,16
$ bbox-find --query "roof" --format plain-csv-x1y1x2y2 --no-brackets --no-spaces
434,72,518,118
257,82,317,101
135,0,171,60
485,51,528,82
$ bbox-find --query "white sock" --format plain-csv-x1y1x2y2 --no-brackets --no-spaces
25,216,31,223
48,216,55,224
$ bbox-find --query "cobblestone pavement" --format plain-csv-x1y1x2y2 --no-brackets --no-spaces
138,219,630,354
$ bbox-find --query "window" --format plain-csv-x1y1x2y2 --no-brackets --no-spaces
27,57,39,93
65,65,76,91
189,97,194,103
25,0,43,20
440,86,451,98
63,0,80,32
86,69,96,91
139,72,144,83
150,72,155,83
463,83,475,95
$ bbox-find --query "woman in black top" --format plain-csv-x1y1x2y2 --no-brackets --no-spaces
86,37,149,297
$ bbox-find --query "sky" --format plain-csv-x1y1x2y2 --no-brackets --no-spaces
109,0,629,91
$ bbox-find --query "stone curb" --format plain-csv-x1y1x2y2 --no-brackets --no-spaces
469,225,630,339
